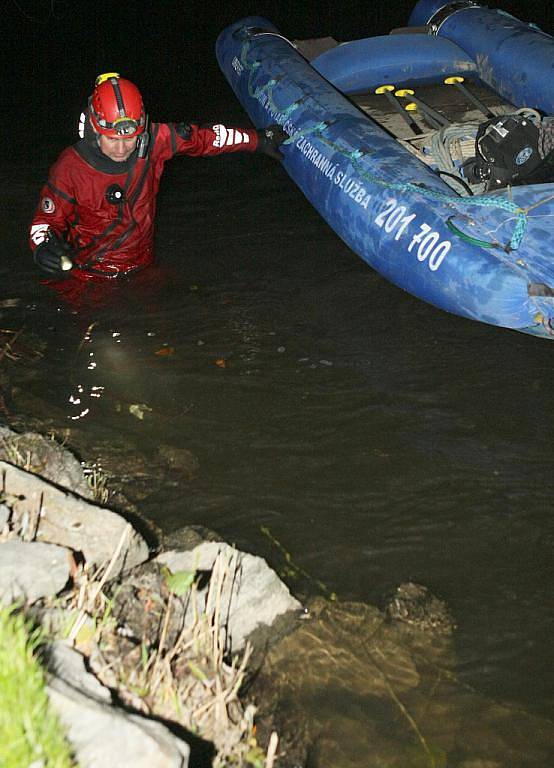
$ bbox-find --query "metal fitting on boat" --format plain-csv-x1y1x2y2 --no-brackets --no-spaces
426,0,480,34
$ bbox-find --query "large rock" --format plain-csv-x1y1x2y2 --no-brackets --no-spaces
0,460,148,576
0,427,93,499
157,542,302,652
47,642,190,768
0,540,70,605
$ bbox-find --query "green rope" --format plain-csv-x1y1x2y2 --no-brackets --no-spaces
446,218,497,248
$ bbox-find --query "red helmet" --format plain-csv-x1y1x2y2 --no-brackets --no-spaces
88,73,146,138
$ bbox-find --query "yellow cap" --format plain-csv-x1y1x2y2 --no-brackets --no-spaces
444,76,465,84
375,84,395,94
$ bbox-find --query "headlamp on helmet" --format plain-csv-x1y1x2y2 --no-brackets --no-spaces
113,117,139,136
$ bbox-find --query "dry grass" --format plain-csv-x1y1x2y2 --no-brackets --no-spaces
0,433,33,471
83,464,110,504
60,537,278,767
0,427,279,764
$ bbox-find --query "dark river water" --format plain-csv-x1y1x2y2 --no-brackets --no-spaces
2,123,553,763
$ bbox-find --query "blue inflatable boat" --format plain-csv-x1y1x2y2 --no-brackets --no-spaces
216,0,554,339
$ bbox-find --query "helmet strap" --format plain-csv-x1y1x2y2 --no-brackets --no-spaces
137,114,151,158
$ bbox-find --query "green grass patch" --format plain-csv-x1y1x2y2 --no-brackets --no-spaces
0,605,74,768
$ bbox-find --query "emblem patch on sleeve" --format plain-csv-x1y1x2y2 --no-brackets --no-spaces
41,197,56,214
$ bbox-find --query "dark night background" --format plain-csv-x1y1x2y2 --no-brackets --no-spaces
4,0,551,163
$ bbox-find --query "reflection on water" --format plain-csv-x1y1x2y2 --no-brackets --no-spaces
2,147,553,763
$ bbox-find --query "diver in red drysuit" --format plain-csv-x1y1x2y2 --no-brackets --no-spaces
29,72,286,283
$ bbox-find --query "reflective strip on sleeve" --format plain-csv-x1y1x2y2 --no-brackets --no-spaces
212,125,250,148
30,223,50,246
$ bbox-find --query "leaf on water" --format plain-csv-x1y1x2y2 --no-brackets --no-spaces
155,346,175,356
129,403,153,420
215,358,227,368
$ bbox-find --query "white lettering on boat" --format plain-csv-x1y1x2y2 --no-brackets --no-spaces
252,82,453,269
293,138,371,209
254,85,450,267
254,90,371,209
255,92,296,136
375,198,451,271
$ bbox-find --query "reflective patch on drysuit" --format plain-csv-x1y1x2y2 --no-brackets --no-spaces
212,124,251,148
30,223,50,245
78,112,86,140
41,197,56,214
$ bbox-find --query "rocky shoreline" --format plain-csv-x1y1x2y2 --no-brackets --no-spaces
2,426,554,768
0,426,302,767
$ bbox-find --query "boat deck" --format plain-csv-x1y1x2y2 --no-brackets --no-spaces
294,36,518,164
351,82,515,142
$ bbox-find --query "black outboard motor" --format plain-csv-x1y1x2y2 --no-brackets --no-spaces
462,114,553,189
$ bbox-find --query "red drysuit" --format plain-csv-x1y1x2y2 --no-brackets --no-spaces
29,122,259,281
